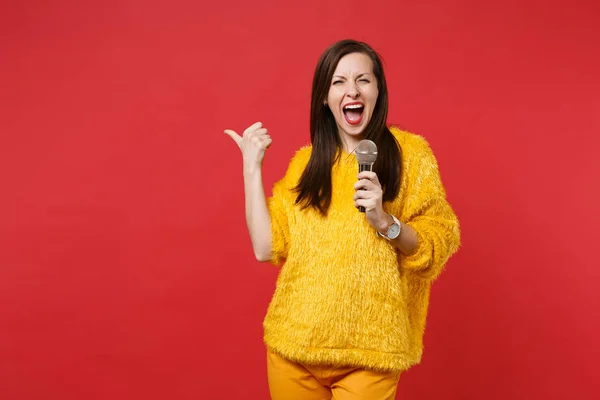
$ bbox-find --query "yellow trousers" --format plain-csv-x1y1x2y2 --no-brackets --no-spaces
267,350,401,400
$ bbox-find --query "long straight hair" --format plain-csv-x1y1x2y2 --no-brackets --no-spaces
294,39,402,215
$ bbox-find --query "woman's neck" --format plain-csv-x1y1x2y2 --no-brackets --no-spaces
339,135,364,154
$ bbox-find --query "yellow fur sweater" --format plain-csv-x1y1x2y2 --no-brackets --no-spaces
263,126,460,373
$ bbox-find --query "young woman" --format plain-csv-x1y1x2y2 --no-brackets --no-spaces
225,39,461,400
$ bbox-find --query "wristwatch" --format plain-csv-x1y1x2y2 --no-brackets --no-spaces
377,214,402,240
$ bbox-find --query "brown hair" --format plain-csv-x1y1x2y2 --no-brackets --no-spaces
294,39,402,215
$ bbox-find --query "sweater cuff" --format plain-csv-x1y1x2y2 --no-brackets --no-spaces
400,222,433,271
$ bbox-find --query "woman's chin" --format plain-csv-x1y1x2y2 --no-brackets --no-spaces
339,121,368,137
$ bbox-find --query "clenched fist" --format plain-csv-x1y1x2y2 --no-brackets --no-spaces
353,170,389,232
224,121,272,171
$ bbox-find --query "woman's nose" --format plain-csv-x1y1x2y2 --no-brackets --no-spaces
346,85,360,98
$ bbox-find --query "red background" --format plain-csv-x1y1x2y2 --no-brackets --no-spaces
1,0,599,399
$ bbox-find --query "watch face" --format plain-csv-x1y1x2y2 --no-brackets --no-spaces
388,223,401,239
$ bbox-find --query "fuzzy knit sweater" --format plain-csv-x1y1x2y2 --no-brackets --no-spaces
263,126,460,373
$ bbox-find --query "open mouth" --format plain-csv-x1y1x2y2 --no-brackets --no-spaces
343,103,364,125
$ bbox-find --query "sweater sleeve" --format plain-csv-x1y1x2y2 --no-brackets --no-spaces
267,177,290,266
265,147,310,266
400,137,461,280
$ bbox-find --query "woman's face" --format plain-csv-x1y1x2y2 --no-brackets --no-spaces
326,52,379,149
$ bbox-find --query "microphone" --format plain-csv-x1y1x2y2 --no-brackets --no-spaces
355,139,378,213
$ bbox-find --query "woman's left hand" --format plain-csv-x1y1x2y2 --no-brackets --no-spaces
353,171,389,232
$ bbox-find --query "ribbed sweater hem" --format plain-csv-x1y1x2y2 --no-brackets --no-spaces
264,335,422,373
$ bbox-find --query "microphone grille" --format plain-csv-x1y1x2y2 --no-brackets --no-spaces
355,139,377,164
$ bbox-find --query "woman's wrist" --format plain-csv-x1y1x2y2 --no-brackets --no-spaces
376,212,394,234
243,162,263,177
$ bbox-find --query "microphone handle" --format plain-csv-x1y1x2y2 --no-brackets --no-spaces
358,163,373,213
